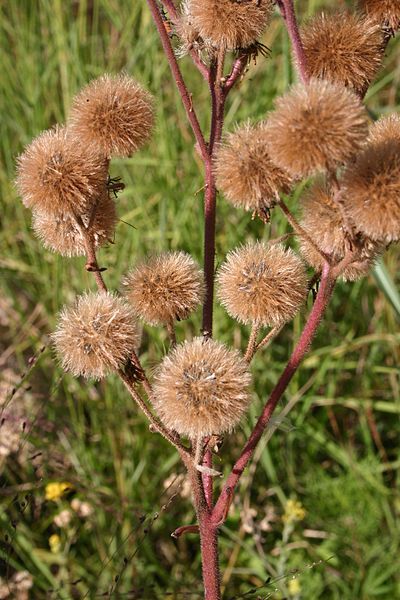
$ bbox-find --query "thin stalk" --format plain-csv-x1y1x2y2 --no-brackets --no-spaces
277,0,309,83
255,324,283,353
212,263,335,526
244,323,261,363
166,319,177,347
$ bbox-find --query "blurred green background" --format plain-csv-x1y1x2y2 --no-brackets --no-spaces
1,1,399,598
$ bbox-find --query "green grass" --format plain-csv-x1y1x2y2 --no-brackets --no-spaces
1,1,400,598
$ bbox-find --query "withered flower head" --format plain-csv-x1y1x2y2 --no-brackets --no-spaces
188,0,273,50
53,292,140,379
32,191,117,257
16,126,108,216
176,1,214,58
217,241,308,326
123,251,205,325
299,183,382,281
68,74,155,158
341,140,400,243
301,11,384,95
359,0,400,33
152,337,252,438
368,114,400,145
214,121,293,216
264,79,368,178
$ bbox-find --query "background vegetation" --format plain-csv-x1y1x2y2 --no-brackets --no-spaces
0,1,399,598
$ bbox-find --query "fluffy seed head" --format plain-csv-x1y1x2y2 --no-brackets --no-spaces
217,241,308,326
264,79,368,178
152,337,252,438
368,114,400,145
299,183,383,281
53,292,140,379
188,0,273,50
301,11,384,96
359,0,400,32
341,140,400,243
175,1,214,58
32,192,117,257
214,122,293,216
123,252,205,325
68,74,155,158
16,126,108,216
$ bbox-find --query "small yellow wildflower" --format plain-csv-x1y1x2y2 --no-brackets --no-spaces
282,499,306,524
288,577,301,596
49,534,61,553
45,482,72,501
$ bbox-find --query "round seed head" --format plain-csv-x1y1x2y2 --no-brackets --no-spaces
53,292,140,379
32,191,117,257
217,241,308,326
299,183,383,281
152,337,252,438
264,79,368,178
123,252,205,325
214,122,293,216
368,114,400,145
175,1,214,58
16,126,108,216
341,140,400,243
301,11,384,96
68,74,155,158
359,0,400,33
188,0,273,50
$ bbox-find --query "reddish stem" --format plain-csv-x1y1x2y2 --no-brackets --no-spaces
277,0,309,83
212,263,334,525
198,514,221,599
202,448,213,508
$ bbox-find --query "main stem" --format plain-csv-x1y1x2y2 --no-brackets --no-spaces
277,0,309,83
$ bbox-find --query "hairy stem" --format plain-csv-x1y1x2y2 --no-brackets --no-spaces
244,323,261,363
212,263,335,525
277,0,309,83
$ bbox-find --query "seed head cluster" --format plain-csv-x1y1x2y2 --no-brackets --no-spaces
53,292,140,379
217,242,308,327
264,79,368,178
68,74,155,158
214,122,292,216
152,337,252,438
16,126,108,216
359,0,400,33
123,252,205,325
299,183,382,281
301,12,384,96
32,192,117,257
188,0,273,50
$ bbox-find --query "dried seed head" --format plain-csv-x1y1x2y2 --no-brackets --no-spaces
152,337,252,438
359,0,400,33
214,122,293,216
123,252,205,325
188,0,273,50
175,1,214,58
68,74,155,158
53,292,140,379
299,183,383,281
301,11,384,96
368,114,400,145
32,191,117,257
341,140,400,243
16,126,108,216
217,241,308,326
264,79,368,178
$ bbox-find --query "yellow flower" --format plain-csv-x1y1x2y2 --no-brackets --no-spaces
45,482,72,501
282,499,306,524
49,534,61,554
288,577,301,596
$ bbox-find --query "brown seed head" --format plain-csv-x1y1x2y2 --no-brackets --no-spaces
359,0,400,32
152,337,252,438
217,241,308,326
53,292,140,379
16,126,108,216
341,140,400,243
188,0,273,50
301,11,384,96
299,183,383,281
264,79,368,178
368,114,400,145
214,122,293,216
176,1,214,58
32,191,117,257
123,252,205,325
68,74,155,158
